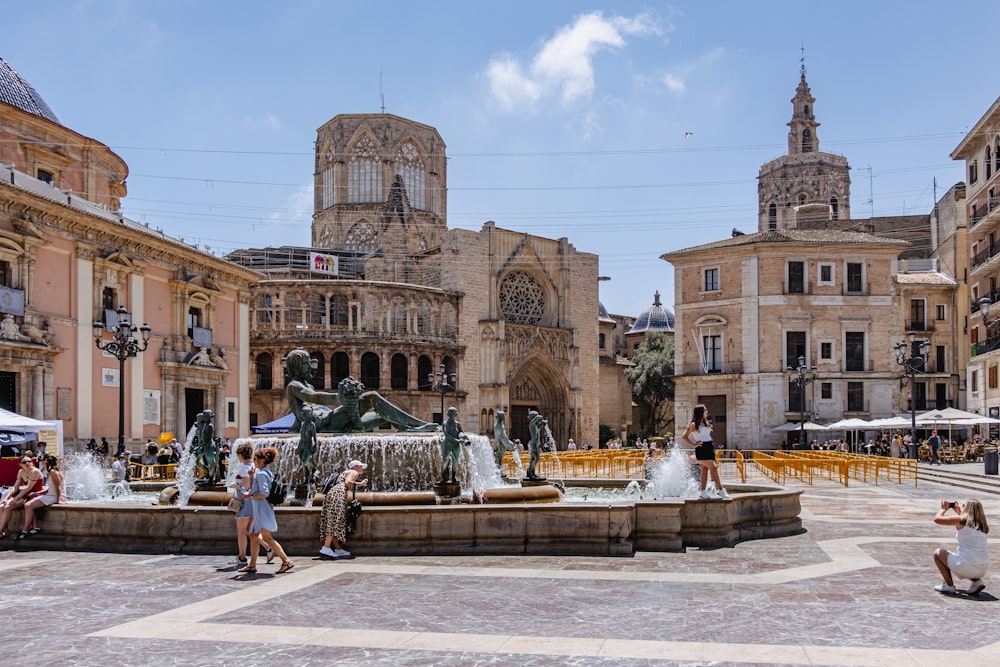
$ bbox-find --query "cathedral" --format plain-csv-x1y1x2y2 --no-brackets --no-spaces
234,114,610,446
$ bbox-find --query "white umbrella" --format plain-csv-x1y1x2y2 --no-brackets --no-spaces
915,407,989,424
827,418,872,429
867,416,915,428
773,421,829,432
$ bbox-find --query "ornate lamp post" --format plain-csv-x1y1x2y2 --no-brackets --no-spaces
787,355,816,449
894,330,930,459
428,363,456,424
93,306,151,455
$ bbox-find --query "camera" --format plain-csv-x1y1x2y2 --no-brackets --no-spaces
948,501,957,509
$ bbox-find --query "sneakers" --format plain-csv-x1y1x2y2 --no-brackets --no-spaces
227,556,248,565
967,579,986,595
319,546,336,559
717,489,731,500
934,583,956,593
698,490,712,500
333,548,353,559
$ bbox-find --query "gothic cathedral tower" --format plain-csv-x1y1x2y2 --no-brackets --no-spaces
757,67,851,232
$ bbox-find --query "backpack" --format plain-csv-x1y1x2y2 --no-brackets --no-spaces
266,477,287,505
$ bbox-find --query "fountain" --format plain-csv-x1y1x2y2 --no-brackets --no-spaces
3,351,801,556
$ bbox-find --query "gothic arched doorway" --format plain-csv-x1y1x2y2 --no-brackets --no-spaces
506,355,569,447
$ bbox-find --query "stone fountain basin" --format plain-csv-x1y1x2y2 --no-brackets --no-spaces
3,484,801,556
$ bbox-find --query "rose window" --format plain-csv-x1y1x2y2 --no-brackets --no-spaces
499,272,545,325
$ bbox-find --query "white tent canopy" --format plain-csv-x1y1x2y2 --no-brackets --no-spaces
916,407,998,424
826,418,873,430
0,407,52,431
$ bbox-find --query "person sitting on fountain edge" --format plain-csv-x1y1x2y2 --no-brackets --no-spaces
283,348,438,434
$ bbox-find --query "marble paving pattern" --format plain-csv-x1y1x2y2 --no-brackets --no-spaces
3,473,999,666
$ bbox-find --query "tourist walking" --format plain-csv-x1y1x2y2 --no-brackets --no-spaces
928,429,943,465
681,404,731,500
240,447,293,575
227,442,265,566
319,459,368,559
933,498,990,595
17,454,64,539
0,456,44,538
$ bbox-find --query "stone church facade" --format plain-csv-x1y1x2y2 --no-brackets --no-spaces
238,114,603,447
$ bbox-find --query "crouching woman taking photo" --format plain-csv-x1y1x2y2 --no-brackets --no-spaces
933,498,990,595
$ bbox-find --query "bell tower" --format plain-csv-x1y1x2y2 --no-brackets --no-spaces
757,65,852,232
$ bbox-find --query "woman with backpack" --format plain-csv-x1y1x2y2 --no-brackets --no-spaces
319,459,368,560
239,447,293,575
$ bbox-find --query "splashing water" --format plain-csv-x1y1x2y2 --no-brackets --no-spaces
62,453,133,501
175,424,199,506
645,444,701,499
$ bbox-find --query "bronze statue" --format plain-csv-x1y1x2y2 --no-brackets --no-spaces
525,410,547,481
283,348,438,434
441,406,470,483
297,405,319,482
492,409,515,469
193,410,222,485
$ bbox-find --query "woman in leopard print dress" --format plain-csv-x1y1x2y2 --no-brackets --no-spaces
319,460,367,559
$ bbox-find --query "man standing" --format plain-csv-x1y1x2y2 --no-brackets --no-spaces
928,429,942,465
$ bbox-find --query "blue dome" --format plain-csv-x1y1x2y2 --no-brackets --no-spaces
0,57,59,124
626,291,674,334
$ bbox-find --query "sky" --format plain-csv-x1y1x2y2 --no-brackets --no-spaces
4,1,1000,318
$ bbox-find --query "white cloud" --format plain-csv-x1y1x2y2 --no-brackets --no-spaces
485,11,660,112
266,114,282,129
658,47,725,97
271,183,312,227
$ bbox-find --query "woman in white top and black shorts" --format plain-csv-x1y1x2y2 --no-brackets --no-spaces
681,404,730,500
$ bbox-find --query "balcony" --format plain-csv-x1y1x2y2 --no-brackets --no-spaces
674,361,744,376
253,325,459,345
970,195,1000,229
906,321,934,333
972,335,1000,357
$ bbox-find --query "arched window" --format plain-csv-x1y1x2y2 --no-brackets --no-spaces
394,141,426,210
417,355,433,390
995,136,1000,172
255,353,273,390
442,355,456,380
390,296,407,333
312,352,326,389
416,299,431,334
331,351,350,386
768,203,777,230
390,353,408,389
361,352,381,389
801,129,813,153
798,193,807,206
347,136,382,203
307,294,325,326
988,146,994,180
803,105,810,116
346,221,378,253
440,301,458,337
284,293,303,325
330,294,349,327
255,293,274,325
830,197,839,219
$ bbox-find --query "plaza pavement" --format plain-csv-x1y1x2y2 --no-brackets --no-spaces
3,466,1000,666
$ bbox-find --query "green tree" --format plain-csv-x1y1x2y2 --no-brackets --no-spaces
599,423,616,448
624,332,675,437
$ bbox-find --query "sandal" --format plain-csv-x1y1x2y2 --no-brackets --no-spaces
266,548,275,564
276,561,294,574
237,565,257,574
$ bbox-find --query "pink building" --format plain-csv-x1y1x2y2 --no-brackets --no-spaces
0,56,259,450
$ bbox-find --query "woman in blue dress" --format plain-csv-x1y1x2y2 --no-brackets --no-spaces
239,447,293,574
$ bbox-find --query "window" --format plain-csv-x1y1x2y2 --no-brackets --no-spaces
390,353,408,390
846,263,863,294
988,146,994,180
847,382,864,412
255,353,273,390
395,142,426,210
36,169,53,184
0,260,11,287
972,369,979,393
321,166,335,209
187,306,202,339
990,365,997,389
936,304,946,321
347,137,382,203
703,334,721,372
599,333,606,349
912,382,928,411
830,197,839,219
786,331,806,368
787,261,805,294
817,263,834,285
332,351,350,386
909,299,926,330
788,380,805,412
361,352,380,389
703,268,719,292
820,382,832,399
936,345,946,374
768,203,777,230
820,342,833,360
801,129,813,153
970,160,979,185
226,399,237,427
845,332,865,372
